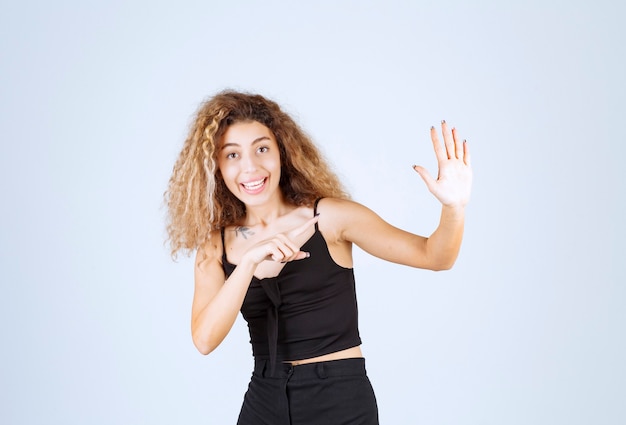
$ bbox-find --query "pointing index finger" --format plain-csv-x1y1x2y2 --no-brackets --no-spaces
288,215,320,239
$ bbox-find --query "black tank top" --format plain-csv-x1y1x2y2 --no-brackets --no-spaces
221,199,361,368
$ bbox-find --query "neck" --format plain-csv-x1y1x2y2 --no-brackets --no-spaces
244,194,293,226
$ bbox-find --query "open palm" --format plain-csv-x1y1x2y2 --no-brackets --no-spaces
413,121,472,208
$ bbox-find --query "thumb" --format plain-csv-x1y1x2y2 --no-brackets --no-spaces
294,251,311,261
413,165,436,189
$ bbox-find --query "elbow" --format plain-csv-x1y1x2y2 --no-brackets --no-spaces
427,256,457,272
422,239,461,272
431,263,454,272
192,330,218,356
191,315,231,355
194,342,213,356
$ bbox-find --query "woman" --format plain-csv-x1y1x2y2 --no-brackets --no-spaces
165,90,472,424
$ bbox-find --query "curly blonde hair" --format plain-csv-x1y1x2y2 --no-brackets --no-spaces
165,90,350,257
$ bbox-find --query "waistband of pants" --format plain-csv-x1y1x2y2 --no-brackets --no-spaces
253,357,367,379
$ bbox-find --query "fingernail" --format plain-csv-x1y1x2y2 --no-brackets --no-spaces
430,125,435,130
315,213,320,217
305,252,311,258
441,119,446,124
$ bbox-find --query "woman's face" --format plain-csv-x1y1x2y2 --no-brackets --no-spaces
217,120,282,207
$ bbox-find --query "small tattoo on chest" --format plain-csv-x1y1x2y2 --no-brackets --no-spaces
234,226,255,239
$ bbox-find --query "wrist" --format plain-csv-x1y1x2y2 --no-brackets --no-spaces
440,204,466,225
442,204,466,215
237,254,260,274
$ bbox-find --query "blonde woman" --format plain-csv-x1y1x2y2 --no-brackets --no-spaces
165,91,472,424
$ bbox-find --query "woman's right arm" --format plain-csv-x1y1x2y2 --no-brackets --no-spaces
190,218,317,355
190,235,257,355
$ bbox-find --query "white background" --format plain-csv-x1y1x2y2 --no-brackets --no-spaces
1,0,624,424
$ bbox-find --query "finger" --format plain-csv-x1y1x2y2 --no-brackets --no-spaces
273,234,306,262
286,251,311,262
452,127,463,160
280,251,311,263
296,251,311,260
268,240,295,262
287,215,319,239
413,165,437,189
463,140,471,166
430,125,446,161
275,233,300,251
441,120,455,160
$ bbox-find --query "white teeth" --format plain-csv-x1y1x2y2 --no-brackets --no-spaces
242,179,265,190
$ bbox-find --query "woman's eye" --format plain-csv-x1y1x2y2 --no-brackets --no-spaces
258,146,269,153
226,152,238,159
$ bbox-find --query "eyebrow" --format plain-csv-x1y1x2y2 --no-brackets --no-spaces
221,136,271,149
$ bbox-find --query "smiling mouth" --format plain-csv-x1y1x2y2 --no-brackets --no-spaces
241,178,266,192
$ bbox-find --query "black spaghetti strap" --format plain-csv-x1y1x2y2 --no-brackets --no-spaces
314,198,322,215
314,198,323,231
220,227,226,252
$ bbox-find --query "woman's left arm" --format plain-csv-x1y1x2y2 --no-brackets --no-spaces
338,121,472,271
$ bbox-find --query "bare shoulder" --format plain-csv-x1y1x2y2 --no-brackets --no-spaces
316,198,380,242
316,197,370,218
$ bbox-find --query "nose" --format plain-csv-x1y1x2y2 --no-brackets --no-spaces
240,152,258,172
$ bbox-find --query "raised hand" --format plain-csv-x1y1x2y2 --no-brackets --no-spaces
412,121,472,208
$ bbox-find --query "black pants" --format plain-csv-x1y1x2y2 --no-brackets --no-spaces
237,358,379,425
